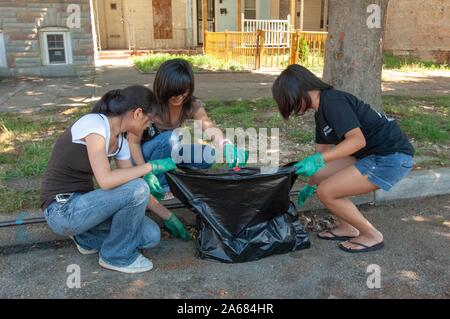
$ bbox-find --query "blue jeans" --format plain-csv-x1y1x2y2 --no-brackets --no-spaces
43,179,161,267
355,152,414,191
141,130,215,192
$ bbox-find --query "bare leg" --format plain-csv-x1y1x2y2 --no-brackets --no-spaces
316,166,383,250
309,157,361,238
147,196,172,220
309,157,356,185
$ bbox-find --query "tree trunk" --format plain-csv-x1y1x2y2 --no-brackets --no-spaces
323,0,389,110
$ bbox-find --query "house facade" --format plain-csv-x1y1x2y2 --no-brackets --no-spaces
93,0,283,49
94,0,195,50
1,0,448,78
94,0,329,49
202,0,328,40
0,0,329,77
0,0,95,77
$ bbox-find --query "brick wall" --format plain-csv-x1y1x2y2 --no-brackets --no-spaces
384,0,450,63
0,0,95,77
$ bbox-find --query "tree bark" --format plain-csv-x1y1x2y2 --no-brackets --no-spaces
323,0,389,110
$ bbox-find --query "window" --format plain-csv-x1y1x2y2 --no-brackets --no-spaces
244,0,257,19
0,31,6,68
46,34,66,64
39,28,72,65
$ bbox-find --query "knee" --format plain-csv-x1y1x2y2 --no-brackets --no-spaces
157,131,176,149
142,131,174,161
316,184,334,203
141,217,161,249
310,170,325,186
125,179,150,206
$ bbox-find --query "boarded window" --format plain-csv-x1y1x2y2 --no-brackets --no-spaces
152,0,173,39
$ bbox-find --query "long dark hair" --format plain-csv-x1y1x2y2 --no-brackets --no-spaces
272,64,333,119
92,85,157,116
153,59,195,125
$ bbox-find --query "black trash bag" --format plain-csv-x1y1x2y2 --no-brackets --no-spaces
166,164,311,263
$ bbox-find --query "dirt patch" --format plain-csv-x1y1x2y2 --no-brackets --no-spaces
382,70,450,96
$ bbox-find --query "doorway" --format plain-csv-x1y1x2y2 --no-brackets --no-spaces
103,0,126,49
197,0,215,45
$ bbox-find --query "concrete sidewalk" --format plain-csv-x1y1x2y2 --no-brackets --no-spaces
1,195,449,299
0,65,277,113
1,65,450,113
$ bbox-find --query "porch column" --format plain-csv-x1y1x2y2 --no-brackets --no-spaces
323,0,329,31
299,0,304,31
202,0,207,50
237,0,241,31
290,0,296,28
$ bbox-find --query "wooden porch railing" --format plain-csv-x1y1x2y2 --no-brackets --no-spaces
242,15,291,47
204,30,327,70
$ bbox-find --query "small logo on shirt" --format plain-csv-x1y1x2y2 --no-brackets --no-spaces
323,126,333,136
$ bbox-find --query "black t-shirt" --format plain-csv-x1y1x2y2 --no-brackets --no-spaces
315,89,414,159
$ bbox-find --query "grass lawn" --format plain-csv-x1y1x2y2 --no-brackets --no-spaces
134,53,449,73
383,54,450,72
1,95,449,213
0,105,92,213
133,53,245,72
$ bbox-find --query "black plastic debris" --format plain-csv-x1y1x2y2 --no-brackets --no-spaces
166,165,311,263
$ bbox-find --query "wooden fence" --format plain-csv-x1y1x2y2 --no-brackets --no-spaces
204,30,327,70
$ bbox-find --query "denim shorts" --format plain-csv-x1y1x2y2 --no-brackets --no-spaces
355,152,414,191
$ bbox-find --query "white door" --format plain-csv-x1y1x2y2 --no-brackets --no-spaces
104,0,127,49
126,0,153,49
0,32,7,67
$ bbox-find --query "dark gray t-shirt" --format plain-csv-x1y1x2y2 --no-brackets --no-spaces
315,89,415,159
40,114,130,210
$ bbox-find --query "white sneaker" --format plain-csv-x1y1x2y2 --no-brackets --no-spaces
69,236,98,255
162,191,175,201
99,254,153,274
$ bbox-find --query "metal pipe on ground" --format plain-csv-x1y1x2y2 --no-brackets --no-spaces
0,191,300,228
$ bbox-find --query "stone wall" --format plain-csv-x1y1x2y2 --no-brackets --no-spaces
384,0,450,63
0,0,95,77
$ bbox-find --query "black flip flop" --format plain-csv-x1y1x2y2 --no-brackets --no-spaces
317,230,355,241
338,241,384,253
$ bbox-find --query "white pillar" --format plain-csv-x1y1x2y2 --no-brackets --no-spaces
323,0,329,31
299,0,304,31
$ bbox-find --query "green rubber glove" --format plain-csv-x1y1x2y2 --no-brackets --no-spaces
297,185,317,207
148,158,177,175
164,214,192,241
223,144,249,168
144,173,164,201
294,153,325,177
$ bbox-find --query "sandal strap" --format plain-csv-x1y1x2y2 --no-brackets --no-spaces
327,230,338,238
346,241,370,249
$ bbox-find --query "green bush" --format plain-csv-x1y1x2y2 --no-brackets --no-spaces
298,37,310,62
